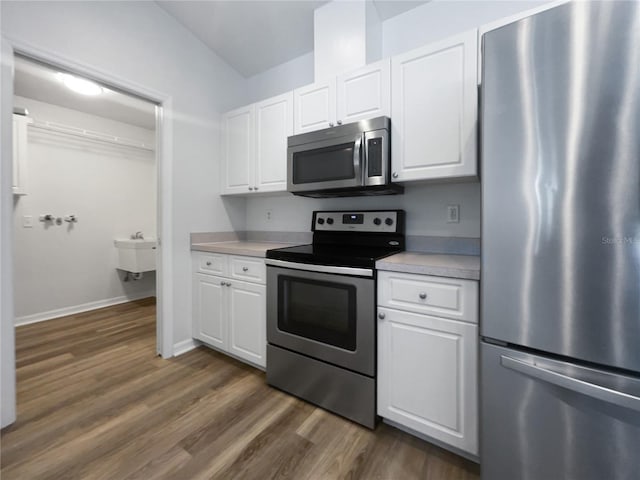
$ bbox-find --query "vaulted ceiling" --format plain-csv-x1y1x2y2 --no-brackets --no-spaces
157,1,428,77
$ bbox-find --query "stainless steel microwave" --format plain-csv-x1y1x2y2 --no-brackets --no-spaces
287,116,402,198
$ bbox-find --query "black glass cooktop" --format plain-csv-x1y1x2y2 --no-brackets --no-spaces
266,244,401,269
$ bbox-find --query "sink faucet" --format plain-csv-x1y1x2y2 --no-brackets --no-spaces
131,231,144,240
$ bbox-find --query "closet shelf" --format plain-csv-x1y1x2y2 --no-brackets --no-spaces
29,119,155,152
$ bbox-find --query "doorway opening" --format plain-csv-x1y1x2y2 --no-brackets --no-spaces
11,54,161,352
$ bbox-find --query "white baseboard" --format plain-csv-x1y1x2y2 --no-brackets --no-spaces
173,338,200,356
15,291,156,326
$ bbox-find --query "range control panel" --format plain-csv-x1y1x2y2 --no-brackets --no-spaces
312,210,404,233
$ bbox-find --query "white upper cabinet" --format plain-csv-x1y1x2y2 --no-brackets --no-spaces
13,114,31,196
293,79,336,134
255,91,293,193
221,105,254,195
336,59,390,126
391,29,478,182
220,92,292,196
294,59,391,135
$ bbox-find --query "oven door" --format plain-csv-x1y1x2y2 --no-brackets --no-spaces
266,262,375,376
287,133,363,193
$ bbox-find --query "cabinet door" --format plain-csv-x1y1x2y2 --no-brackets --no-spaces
378,307,478,455
336,59,390,126
12,114,30,195
293,79,336,134
255,92,293,193
391,29,478,182
193,273,227,349
227,280,266,368
221,105,254,195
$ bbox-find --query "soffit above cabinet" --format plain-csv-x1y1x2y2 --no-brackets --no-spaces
156,0,428,78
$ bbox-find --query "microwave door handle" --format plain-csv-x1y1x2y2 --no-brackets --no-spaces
353,135,363,182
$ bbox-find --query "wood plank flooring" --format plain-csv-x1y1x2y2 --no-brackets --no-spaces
1,298,480,480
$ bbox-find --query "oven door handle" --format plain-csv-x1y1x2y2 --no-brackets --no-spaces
265,259,373,278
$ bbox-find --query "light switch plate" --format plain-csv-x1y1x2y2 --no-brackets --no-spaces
23,215,33,228
447,205,460,223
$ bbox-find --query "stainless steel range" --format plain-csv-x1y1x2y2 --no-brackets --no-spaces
265,210,405,428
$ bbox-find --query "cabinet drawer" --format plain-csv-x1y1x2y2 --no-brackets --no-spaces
194,253,228,276
378,271,478,323
229,256,266,284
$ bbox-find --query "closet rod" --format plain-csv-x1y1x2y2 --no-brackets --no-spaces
29,119,155,152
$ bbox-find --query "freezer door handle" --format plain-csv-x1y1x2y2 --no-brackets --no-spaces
501,355,640,412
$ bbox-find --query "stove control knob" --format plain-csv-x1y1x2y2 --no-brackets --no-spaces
317,218,325,225
373,218,382,226
385,217,394,226
326,217,334,225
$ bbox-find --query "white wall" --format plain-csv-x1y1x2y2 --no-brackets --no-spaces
1,34,17,427
382,0,549,57
245,52,314,104
13,96,156,322
243,0,554,238
1,1,249,351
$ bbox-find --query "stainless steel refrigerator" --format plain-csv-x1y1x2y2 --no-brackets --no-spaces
481,2,640,479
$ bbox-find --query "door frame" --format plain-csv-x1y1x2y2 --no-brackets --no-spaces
1,36,175,425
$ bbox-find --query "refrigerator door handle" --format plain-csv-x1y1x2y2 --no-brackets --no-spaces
500,355,640,412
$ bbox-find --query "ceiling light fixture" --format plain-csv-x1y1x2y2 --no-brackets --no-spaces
57,73,103,96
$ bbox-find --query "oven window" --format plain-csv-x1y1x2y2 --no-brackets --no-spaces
292,142,355,184
278,275,357,351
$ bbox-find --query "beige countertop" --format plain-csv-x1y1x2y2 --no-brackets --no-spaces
191,241,299,258
376,252,480,280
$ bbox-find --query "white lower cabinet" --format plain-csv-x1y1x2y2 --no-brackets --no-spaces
227,280,266,366
192,253,266,368
377,272,478,456
193,274,226,349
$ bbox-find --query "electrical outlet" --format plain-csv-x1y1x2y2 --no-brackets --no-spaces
23,215,33,228
447,205,460,223
266,209,272,221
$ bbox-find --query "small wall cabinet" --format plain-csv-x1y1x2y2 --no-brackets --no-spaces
13,114,32,196
293,59,390,134
192,252,266,368
220,92,293,196
391,29,478,182
377,270,479,456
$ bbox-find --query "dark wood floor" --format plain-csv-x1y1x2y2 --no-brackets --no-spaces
1,298,480,480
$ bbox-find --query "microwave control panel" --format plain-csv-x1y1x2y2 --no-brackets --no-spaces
312,210,404,234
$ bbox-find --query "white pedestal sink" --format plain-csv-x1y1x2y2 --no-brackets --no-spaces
114,238,156,273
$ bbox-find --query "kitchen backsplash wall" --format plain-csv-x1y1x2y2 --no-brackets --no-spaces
245,182,480,238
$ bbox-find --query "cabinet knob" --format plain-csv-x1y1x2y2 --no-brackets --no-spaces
329,122,334,127
227,282,232,287
378,312,386,320
337,120,343,125
419,292,427,300
248,187,254,191
254,186,259,190
392,172,399,179
206,261,212,266
242,266,249,272
220,280,225,286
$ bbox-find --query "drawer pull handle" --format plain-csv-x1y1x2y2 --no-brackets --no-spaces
419,292,427,300
378,312,386,320
227,282,232,287
206,261,212,266
220,281,225,286
242,267,249,272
